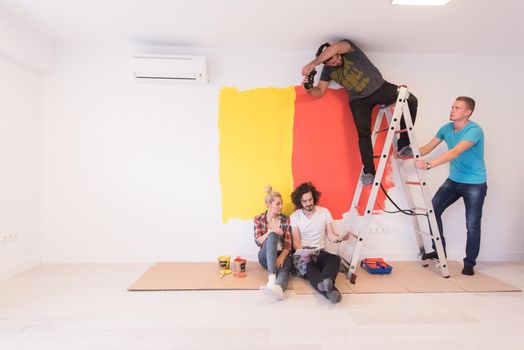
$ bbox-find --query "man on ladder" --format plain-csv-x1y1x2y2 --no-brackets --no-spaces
414,96,487,276
300,38,450,283
301,39,419,185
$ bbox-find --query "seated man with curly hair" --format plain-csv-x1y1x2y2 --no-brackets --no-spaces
290,182,346,304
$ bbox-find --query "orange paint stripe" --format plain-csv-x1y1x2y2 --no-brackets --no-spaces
292,87,394,218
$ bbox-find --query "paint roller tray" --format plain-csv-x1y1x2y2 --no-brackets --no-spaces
361,258,393,274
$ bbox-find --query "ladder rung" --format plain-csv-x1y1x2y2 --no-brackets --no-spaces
352,207,382,215
404,181,422,186
374,128,389,134
415,229,432,238
411,207,429,214
373,128,407,136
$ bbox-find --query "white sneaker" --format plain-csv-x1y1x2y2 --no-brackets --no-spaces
260,284,284,300
271,285,284,300
260,285,274,297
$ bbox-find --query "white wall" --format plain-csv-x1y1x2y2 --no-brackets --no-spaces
40,44,524,263
0,7,53,280
40,44,301,263
0,56,42,279
0,8,54,72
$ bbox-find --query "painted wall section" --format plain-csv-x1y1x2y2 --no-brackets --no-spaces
219,86,395,223
292,87,357,218
293,88,394,218
218,87,295,222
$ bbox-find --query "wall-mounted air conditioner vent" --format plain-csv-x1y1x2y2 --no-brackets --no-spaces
131,54,208,84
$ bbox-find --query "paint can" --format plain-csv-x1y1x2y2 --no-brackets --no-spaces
233,256,247,278
218,256,231,270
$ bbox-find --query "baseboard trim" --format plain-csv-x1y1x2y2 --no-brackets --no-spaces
0,256,41,282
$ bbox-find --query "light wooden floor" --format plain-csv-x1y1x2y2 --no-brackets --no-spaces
0,262,523,350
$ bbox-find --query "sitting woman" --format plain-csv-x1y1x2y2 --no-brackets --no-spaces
253,186,293,299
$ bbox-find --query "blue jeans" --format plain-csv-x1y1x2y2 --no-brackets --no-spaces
431,179,487,267
258,232,292,290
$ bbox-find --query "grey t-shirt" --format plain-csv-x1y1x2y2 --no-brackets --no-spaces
320,39,385,101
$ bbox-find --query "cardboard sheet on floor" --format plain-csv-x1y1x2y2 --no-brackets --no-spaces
387,261,465,293
128,261,520,293
446,262,520,292
347,268,410,294
347,261,520,294
128,262,268,291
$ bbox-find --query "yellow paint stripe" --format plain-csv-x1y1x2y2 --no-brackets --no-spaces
218,87,295,223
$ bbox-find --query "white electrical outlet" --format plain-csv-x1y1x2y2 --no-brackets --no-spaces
0,232,19,245
368,225,387,234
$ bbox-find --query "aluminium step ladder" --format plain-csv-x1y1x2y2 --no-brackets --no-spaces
338,86,450,284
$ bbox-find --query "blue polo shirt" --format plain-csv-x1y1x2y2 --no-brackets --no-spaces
436,121,486,184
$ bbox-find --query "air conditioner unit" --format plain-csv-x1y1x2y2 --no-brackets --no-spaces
131,54,208,84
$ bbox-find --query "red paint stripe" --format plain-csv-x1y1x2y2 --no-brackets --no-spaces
292,87,394,218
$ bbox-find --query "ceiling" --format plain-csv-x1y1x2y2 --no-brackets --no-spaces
1,0,523,55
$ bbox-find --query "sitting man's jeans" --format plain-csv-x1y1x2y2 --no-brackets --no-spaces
305,250,341,298
258,232,292,290
431,179,487,267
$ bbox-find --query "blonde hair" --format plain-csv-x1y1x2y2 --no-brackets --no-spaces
264,185,282,205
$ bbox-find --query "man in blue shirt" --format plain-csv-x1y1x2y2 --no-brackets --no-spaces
414,96,487,276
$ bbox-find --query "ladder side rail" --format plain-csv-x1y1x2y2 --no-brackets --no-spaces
347,98,404,282
353,107,387,209
392,157,427,255
384,108,427,256
342,108,387,235
401,102,450,277
340,107,387,268
371,107,387,146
